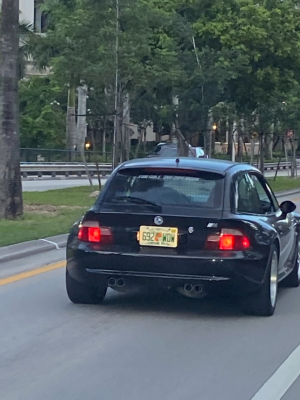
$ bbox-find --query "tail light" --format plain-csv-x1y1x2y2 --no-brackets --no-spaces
205,229,250,251
78,222,113,244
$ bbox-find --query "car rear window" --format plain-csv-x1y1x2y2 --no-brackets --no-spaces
159,147,178,157
103,168,224,209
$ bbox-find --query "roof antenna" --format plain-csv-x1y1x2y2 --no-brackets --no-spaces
175,158,180,165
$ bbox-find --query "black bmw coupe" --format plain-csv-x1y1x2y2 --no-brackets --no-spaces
66,158,300,316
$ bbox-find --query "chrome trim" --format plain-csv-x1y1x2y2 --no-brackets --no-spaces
85,268,230,281
89,250,242,260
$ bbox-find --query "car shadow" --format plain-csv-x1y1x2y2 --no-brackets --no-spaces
68,285,300,319
96,288,245,319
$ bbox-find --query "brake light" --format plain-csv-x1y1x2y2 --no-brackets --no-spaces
219,234,235,250
78,223,112,244
205,229,250,251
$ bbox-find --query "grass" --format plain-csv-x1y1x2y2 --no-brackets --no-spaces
267,177,300,193
1,177,300,248
23,186,94,207
0,186,96,247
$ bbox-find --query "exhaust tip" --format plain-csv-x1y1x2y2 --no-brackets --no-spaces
184,284,193,292
194,285,203,293
116,278,125,287
108,278,116,286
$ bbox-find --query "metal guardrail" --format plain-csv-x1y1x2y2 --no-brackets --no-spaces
20,161,299,178
20,162,112,178
263,162,299,171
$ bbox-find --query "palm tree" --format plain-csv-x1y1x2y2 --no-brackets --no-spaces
18,20,35,79
0,0,23,219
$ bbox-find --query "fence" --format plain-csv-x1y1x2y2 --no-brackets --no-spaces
20,146,154,163
20,148,112,163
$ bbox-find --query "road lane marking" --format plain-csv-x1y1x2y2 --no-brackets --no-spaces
251,344,300,400
0,260,65,286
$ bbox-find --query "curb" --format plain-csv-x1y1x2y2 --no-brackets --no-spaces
0,234,68,263
276,189,300,199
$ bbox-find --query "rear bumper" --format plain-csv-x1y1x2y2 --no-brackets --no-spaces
66,246,269,294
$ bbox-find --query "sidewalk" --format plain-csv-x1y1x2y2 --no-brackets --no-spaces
0,188,299,264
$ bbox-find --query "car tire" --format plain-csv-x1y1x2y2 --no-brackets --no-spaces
282,240,299,288
66,271,107,304
241,244,278,317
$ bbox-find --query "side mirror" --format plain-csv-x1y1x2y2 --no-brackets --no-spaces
279,200,296,215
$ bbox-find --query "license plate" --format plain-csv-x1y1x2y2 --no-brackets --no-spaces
139,226,178,248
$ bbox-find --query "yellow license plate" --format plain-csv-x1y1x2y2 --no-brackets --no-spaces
139,226,178,248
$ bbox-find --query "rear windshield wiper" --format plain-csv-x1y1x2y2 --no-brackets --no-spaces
110,196,161,210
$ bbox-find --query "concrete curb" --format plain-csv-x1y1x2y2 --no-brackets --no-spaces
1,188,300,264
275,189,300,199
0,234,68,263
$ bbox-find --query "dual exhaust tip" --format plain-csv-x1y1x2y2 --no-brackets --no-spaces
108,277,125,288
108,279,203,293
183,283,203,293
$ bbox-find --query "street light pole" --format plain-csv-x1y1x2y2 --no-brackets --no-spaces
112,0,119,170
210,122,217,158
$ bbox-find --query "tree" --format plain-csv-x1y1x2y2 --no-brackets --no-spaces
26,0,300,162
19,76,67,148
0,0,23,219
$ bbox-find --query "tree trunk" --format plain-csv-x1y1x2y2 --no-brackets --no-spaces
175,120,189,156
0,0,23,219
134,127,144,158
66,86,76,160
265,133,273,160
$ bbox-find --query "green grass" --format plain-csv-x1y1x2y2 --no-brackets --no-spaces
0,186,96,247
23,186,95,207
1,178,300,248
267,177,300,193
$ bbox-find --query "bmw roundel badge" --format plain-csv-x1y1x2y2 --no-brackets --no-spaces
154,216,163,226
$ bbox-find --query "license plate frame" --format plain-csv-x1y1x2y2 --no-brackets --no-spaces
139,226,178,248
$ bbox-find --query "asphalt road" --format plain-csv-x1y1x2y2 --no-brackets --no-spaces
1,195,300,400
22,169,294,191
22,177,107,191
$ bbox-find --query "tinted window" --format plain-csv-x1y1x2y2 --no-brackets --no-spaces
236,174,263,214
251,174,277,213
104,170,224,209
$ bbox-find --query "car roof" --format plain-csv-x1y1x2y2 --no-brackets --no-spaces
118,157,260,175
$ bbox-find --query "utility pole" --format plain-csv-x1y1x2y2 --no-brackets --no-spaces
259,132,265,174
77,84,88,152
122,93,130,161
112,0,119,170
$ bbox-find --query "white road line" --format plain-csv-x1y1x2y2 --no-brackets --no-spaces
39,239,60,250
251,344,300,400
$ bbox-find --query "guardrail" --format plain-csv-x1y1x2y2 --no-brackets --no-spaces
20,161,299,178
263,162,299,171
20,162,112,178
